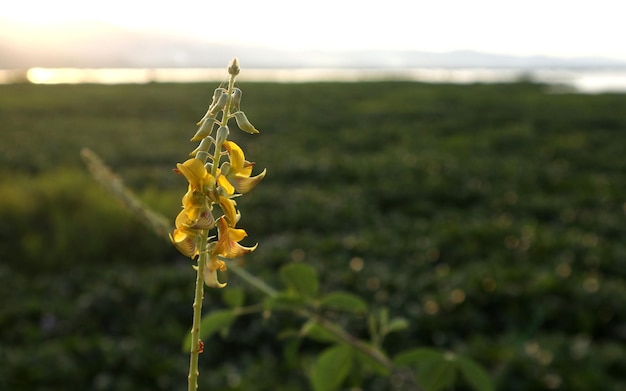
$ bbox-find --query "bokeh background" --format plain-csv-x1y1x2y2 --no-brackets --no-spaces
1,1,626,390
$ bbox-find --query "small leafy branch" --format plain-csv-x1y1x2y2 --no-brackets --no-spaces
81,59,494,391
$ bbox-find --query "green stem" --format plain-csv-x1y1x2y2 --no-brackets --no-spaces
210,73,237,178
188,231,208,391
225,260,277,297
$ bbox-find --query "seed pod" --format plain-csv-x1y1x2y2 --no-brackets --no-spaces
233,111,259,134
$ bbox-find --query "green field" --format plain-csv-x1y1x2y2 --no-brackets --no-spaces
1,81,625,390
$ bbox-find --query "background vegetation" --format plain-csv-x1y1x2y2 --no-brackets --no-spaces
1,80,625,390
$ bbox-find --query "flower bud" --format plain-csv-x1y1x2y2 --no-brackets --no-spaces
230,88,242,112
212,87,227,105
208,91,229,117
233,111,259,134
190,118,217,141
228,58,240,76
215,125,230,146
220,161,231,176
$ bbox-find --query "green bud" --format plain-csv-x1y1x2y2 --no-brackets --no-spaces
215,125,230,146
220,161,231,176
230,88,242,112
190,118,217,141
209,92,229,117
196,151,210,163
233,111,259,134
228,58,240,76
212,87,227,105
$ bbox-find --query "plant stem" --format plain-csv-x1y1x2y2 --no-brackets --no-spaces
225,260,277,297
188,231,208,391
210,73,237,178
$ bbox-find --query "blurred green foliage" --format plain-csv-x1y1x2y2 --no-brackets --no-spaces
1,81,625,390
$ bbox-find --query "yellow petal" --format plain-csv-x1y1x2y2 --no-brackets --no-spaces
176,158,208,189
214,218,257,258
219,196,238,227
170,228,199,258
203,255,227,288
230,168,266,194
217,174,235,195
223,141,245,172
203,268,227,288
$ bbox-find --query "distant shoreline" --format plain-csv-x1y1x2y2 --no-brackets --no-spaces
2,67,626,93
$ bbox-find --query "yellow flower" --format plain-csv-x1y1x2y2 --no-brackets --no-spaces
222,141,266,194
175,158,215,192
170,226,200,258
203,253,227,288
218,195,239,227
178,187,215,230
214,217,257,258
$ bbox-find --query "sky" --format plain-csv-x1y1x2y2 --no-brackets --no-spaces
2,0,625,61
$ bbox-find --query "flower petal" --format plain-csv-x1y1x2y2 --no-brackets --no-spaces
203,268,227,288
170,227,199,258
218,196,238,227
230,169,266,194
223,141,245,172
214,218,257,258
217,174,235,195
203,255,227,288
176,158,208,189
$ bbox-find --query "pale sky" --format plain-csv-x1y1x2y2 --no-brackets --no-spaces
3,0,625,61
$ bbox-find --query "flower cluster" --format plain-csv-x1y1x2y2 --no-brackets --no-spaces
170,59,265,288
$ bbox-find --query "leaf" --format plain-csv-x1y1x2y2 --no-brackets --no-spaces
222,287,245,308
416,358,457,391
283,337,302,368
182,309,237,351
394,349,462,391
280,263,319,298
386,317,409,333
354,345,391,376
300,321,341,344
319,291,368,313
458,356,494,391
198,309,237,339
310,344,353,391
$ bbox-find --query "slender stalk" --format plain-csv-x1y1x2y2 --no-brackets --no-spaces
210,72,237,178
225,260,277,297
188,231,208,391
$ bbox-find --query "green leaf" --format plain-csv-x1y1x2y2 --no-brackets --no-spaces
394,349,462,391
280,263,319,298
310,344,353,391
222,287,245,308
264,292,309,311
354,345,391,376
458,356,494,391
283,337,302,368
416,357,457,391
386,317,409,333
182,309,237,351
198,309,237,339
319,291,368,313
300,321,341,344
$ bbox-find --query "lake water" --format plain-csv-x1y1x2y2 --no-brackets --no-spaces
2,67,626,93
